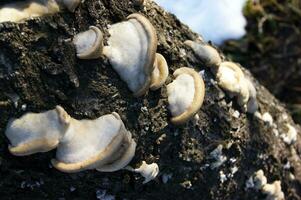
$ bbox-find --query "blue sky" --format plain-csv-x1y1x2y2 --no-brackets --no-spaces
155,0,247,45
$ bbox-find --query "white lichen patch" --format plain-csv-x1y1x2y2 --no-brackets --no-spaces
209,145,227,169
262,181,285,200
246,170,285,200
162,173,172,184
280,124,297,145
219,170,227,183
262,112,274,126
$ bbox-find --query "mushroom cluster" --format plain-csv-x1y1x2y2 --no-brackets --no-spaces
5,106,136,173
0,0,80,23
185,40,258,113
72,13,169,97
167,67,205,125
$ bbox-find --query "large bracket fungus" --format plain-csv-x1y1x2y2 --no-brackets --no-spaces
103,13,168,97
5,107,136,173
52,112,136,173
5,106,68,156
0,0,80,23
167,67,205,125
72,26,104,59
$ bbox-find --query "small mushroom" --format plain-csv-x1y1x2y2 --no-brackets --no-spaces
150,53,169,90
5,106,68,156
216,61,245,95
128,161,159,184
73,26,104,59
0,0,60,23
184,40,222,68
103,13,157,97
57,0,81,12
167,67,205,125
51,112,136,173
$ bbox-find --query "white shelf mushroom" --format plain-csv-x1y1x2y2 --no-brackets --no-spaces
73,26,104,59
104,13,169,97
185,41,258,113
5,106,68,156
0,0,60,23
51,112,136,173
128,161,159,184
167,67,205,125
217,61,259,112
184,40,222,68
5,106,136,173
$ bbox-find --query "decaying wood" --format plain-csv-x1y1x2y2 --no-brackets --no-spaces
0,0,300,199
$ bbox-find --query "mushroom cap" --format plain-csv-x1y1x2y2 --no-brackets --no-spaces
59,0,80,12
5,106,67,156
184,40,221,67
167,67,205,125
52,112,134,173
103,13,157,97
216,61,245,94
73,26,103,59
150,53,169,91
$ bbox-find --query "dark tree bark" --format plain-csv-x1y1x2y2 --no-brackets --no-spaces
0,0,300,199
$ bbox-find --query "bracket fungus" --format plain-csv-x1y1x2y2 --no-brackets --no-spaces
104,13,169,97
216,61,258,113
73,26,104,59
51,112,136,173
5,106,136,173
5,106,68,156
184,40,222,68
167,67,205,125
0,0,60,23
185,40,258,113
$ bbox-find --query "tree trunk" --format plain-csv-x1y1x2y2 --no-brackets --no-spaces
0,0,300,199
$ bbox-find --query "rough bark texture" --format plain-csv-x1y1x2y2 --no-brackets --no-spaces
0,0,300,199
